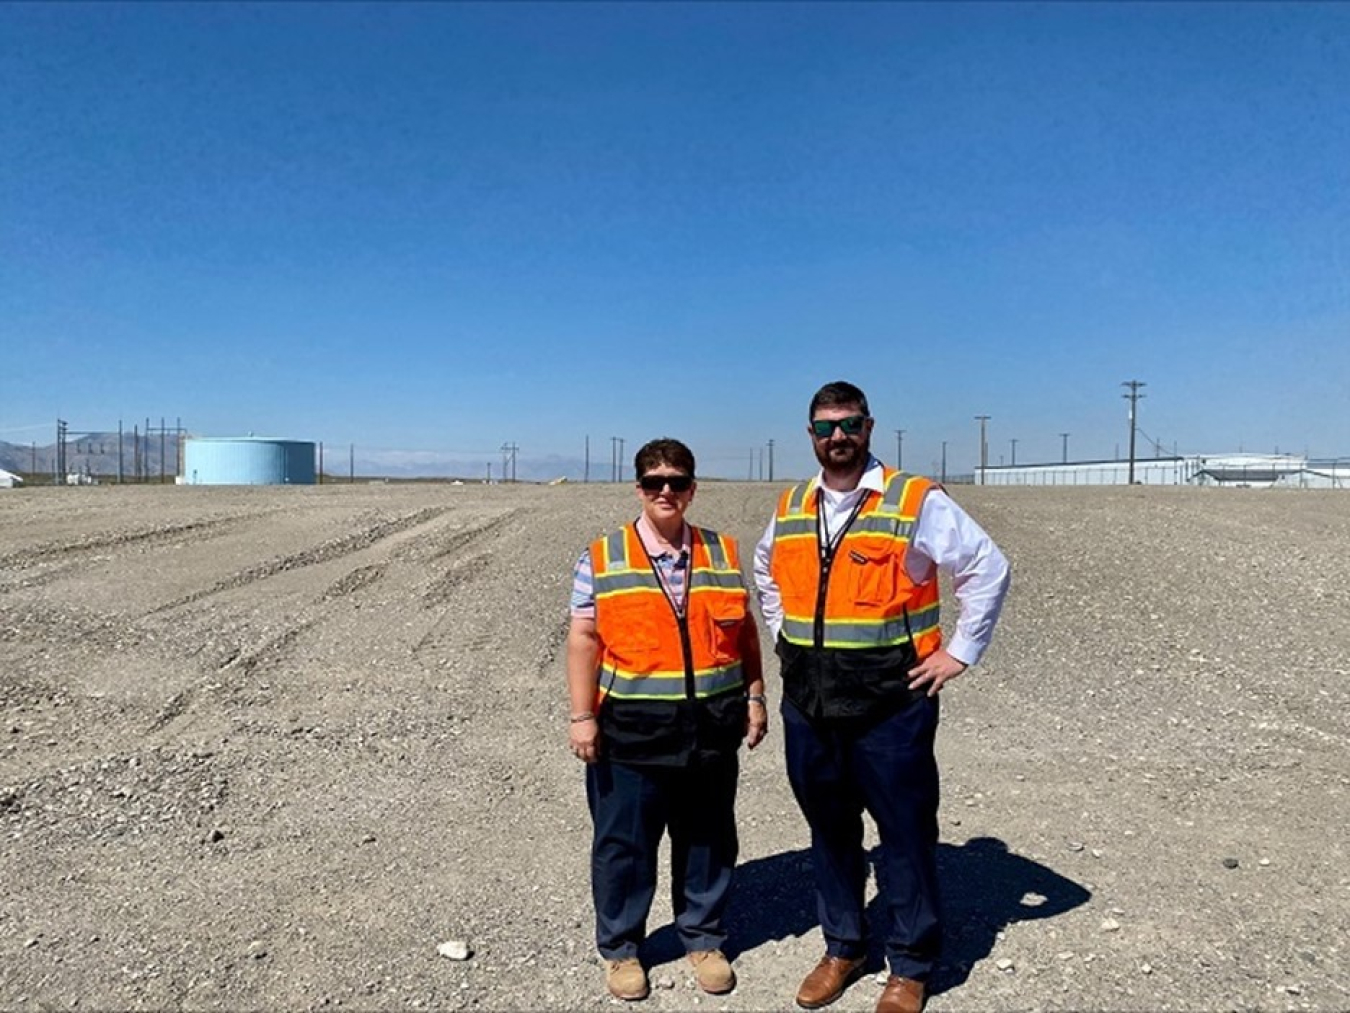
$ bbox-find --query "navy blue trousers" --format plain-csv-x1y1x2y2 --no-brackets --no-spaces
586,754,739,960
783,695,941,981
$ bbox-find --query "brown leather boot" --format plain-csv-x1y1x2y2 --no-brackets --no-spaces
795,954,865,1009
875,975,925,1013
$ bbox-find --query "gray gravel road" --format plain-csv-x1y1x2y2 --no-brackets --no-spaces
2,483,1347,1011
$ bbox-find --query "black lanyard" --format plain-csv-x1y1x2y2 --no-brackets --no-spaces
812,487,871,648
815,486,871,562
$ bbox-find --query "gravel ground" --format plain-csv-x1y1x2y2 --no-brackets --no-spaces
1,482,1347,1012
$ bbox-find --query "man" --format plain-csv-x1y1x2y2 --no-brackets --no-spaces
753,382,1010,1013
567,438,768,1001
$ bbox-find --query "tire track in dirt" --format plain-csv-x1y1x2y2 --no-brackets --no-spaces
147,508,531,734
145,505,454,615
148,623,315,732
0,515,260,570
0,515,265,594
317,563,386,602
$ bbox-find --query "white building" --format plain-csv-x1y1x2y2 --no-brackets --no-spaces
977,454,1350,489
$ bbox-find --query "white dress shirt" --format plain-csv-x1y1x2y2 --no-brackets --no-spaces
752,457,1011,667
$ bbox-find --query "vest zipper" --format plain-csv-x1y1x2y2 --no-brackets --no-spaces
813,557,832,650
636,524,696,701
677,614,696,701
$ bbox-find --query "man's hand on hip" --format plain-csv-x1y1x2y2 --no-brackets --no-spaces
907,649,968,697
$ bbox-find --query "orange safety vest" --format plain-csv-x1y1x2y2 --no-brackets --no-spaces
591,524,748,705
769,468,942,657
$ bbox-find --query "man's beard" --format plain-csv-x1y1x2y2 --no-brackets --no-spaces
815,437,869,475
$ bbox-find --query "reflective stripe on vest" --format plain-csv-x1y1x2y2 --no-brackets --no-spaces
769,469,942,654
592,525,747,701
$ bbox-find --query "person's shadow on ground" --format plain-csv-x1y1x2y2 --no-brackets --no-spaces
645,836,1089,996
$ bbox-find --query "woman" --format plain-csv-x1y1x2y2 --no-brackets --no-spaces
566,437,767,1001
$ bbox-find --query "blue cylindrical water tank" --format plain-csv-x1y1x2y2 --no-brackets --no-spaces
183,437,317,485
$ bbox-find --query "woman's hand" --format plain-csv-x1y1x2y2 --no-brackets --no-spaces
569,715,600,763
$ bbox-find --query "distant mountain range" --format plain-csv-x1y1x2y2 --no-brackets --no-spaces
0,434,181,480
0,436,599,483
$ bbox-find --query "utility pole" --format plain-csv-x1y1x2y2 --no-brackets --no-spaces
1059,432,1070,464
1010,438,1018,467
56,418,67,484
318,442,324,484
940,440,947,484
349,443,355,482
617,438,625,482
767,439,775,483
894,429,905,470
610,437,618,482
495,443,518,482
584,435,590,483
118,420,124,483
974,415,990,485
1122,380,1146,485
748,448,754,480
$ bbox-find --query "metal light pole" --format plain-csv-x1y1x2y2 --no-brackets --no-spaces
895,429,905,470
1059,432,1070,464
940,441,947,484
1010,438,1018,467
974,416,990,485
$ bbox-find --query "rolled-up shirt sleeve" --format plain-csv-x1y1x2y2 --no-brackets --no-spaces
569,548,596,619
751,517,783,640
906,490,1010,667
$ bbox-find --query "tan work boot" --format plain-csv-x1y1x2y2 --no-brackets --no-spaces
688,948,736,994
605,957,649,1001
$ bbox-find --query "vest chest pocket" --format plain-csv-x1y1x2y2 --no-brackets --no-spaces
842,542,901,608
597,594,664,664
705,595,747,666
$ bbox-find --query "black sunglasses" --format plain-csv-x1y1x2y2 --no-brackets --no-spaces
811,415,868,438
639,474,694,493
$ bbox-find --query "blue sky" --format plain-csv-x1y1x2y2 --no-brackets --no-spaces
3,2,1348,479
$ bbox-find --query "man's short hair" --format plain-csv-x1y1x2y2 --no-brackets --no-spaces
634,438,696,478
809,381,870,419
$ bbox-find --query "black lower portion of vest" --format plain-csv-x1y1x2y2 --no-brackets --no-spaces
598,689,748,766
777,635,927,723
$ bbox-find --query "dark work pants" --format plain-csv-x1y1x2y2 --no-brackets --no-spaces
586,753,739,960
783,695,941,981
